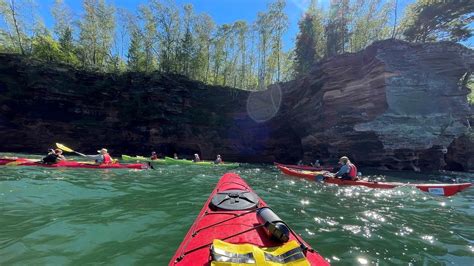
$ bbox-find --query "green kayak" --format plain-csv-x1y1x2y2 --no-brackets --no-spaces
121,155,166,163
122,155,239,168
164,157,239,167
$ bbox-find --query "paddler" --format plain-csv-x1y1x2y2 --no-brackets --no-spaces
331,156,358,180
77,148,114,164
173,153,178,159
214,154,222,164
193,153,201,162
41,148,66,164
150,151,158,160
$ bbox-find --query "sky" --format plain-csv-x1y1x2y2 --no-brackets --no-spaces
36,0,471,50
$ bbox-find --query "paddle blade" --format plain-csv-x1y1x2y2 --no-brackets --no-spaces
56,143,74,152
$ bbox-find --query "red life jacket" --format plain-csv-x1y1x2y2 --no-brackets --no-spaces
348,163,357,180
103,154,113,164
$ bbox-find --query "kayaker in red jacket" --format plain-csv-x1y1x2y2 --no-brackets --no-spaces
332,156,357,180
77,148,114,164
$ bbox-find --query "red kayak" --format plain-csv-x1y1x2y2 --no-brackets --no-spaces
276,164,472,197
274,162,334,171
170,173,329,265
0,158,148,169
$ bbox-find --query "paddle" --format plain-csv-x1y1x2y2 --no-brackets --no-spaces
55,143,86,157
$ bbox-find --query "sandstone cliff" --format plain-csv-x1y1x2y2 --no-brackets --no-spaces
278,39,473,171
0,39,472,171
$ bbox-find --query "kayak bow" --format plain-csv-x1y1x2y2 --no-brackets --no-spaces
170,172,329,265
276,164,472,197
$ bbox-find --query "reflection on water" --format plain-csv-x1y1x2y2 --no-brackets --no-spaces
0,162,473,265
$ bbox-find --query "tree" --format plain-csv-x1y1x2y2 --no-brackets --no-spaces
349,0,392,53
326,0,350,57
51,0,73,40
78,0,115,69
178,4,194,76
52,0,77,64
0,0,35,54
234,20,248,88
255,11,272,89
149,0,180,73
295,13,316,75
401,0,474,43
138,5,158,72
127,29,145,72
193,13,215,83
267,0,288,82
31,22,62,62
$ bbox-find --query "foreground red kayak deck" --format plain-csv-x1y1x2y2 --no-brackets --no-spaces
0,158,148,169
170,173,329,265
276,165,472,197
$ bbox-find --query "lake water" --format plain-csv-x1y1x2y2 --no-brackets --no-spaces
1,155,473,265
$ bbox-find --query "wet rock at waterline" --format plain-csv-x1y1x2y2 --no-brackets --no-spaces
0,39,472,171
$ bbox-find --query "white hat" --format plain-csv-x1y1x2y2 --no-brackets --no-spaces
97,148,108,153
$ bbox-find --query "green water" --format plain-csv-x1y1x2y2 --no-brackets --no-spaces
1,158,473,265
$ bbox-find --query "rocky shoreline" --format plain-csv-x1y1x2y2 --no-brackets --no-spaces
0,39,472,171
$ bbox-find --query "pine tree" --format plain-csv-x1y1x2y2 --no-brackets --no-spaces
294,13,316,75
401,0,473,42
127,29,145,72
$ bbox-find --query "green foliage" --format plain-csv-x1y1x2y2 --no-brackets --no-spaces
401,0,473,42
31,29,63,62
0,0,471,93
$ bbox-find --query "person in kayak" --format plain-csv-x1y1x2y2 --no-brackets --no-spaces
214,155,222,164
78,148,114,164
193,154,201,162
55,149,66,161
42,149,66,164
312,160,321,167
332,156,357,180
150,151,158,160
173,153,178,159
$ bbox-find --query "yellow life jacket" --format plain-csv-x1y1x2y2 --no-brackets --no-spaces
211,239,310,266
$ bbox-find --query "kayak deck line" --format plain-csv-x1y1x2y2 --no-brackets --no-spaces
276,164,472,197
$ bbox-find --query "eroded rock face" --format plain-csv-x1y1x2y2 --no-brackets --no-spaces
279,39,473,171
0,39,472,171
0,55,302,163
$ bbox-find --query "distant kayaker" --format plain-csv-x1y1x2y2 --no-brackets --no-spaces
193,154,201,162
332,156,357,180
214,155,222,164
150,151,158,160
77,148,114,164
173,153,178,159
297,160,303,165
311,160,321,167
